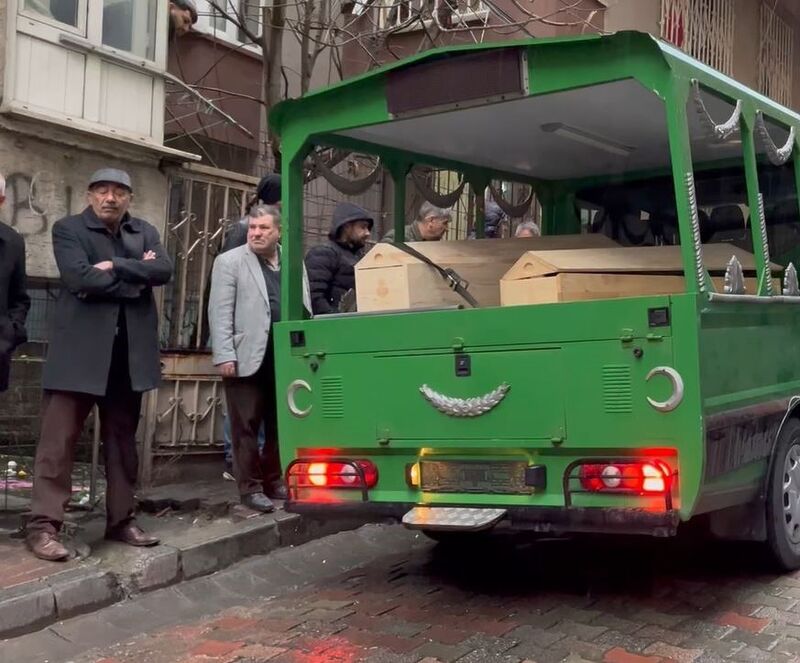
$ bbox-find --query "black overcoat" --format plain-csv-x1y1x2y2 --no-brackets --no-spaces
42,207,172,396
0,222,30,392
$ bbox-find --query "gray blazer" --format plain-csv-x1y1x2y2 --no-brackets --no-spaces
208,244,310,377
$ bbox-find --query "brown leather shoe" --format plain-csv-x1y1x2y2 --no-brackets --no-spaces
26,531,70,562
106,523,160,547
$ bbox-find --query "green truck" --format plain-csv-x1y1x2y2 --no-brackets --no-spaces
269,31,800,569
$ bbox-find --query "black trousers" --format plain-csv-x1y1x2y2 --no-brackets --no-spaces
28,334,142,535
223,342,281,496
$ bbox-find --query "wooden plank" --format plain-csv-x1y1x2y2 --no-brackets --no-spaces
357,234,617,271
355,234,617,312
503,244,777,281
501,274,773,307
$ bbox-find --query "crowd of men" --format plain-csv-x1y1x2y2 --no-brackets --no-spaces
0,165,541,561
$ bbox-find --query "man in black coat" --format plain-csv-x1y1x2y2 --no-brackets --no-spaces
26,169,173,562
305,202,373,315
0,173,30,393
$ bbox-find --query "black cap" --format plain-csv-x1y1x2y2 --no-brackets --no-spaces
256,174,281,205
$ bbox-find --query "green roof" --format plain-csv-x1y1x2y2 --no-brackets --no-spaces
270,30,799,140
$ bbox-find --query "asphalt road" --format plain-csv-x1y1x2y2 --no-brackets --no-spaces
5,523,800,663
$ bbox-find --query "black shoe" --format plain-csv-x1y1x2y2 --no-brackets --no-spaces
265,480,288,500
241,492,275,513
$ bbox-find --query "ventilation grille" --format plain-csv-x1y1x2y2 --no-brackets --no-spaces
321,377,344,419
602,365,633,414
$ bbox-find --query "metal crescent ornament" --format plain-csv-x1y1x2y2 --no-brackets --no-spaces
645,367,684,413
287,379,312,417
420,383,509,417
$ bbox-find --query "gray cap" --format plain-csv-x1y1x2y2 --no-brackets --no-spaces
173,0,198,23
88,168,133,191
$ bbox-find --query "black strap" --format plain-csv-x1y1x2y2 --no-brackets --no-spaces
392,241,479,308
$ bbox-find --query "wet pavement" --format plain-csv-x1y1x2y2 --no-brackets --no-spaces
6,523,800,662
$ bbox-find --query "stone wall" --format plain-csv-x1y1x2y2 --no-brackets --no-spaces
0,118,169,280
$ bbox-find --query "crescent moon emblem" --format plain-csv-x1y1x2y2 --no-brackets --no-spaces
645,366,684,412
287,379,312,417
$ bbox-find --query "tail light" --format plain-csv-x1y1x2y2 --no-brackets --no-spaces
578,460,672,494
287,459,379,489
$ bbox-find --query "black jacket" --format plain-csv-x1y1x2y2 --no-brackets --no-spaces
305,202,373,315
42,207,173,395
0,223,30,392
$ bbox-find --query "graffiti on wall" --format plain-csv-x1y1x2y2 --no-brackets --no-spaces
4,171,73,236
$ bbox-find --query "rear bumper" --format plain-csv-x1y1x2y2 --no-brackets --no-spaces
284,501,680,537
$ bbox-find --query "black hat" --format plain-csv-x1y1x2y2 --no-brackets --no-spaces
256,174,281,205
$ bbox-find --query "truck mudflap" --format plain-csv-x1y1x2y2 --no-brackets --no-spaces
284,501,681,537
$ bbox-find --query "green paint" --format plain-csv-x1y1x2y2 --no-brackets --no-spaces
271,32,800,536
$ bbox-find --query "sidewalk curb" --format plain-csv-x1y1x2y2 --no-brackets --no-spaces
0,512,363,639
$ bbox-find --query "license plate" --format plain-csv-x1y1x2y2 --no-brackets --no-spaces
420,460,533,494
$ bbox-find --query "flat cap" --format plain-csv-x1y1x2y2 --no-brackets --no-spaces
173,0,198,23
88,168,133,191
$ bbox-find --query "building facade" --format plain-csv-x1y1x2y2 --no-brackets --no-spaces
0,0,197,467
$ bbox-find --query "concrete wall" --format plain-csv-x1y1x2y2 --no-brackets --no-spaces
0,116,168,279
733,0,760,91
166,9,336,174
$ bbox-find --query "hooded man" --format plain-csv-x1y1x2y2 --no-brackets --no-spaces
305,202,374,315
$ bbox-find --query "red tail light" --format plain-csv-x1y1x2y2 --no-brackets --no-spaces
579,460,672,494
287,459,379,489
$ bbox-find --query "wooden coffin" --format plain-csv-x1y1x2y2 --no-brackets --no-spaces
354,234,618,312
500,244,778,306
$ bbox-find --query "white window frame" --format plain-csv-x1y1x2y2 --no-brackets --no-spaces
2,0,199,158
194,0,264,53
16,0,165,65
375,0,490,33
17,0,88,38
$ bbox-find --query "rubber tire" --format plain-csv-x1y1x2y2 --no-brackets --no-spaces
766,418,800,571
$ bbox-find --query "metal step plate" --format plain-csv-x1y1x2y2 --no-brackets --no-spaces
402,506,507,531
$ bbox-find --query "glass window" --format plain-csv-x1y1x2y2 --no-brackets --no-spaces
102,0,158,60
24,0,79,26
209,7,228,32
238,0,262,43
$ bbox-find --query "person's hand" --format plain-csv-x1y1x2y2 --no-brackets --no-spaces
93,260,114,271
218,362,237,378
143,250,156,261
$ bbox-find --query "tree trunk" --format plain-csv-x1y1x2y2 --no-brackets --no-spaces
263,1,286,171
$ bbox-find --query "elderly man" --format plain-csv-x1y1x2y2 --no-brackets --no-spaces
0,173,30,394
381,201,451,242
209,205,310,513
26,169,172,562
169,0,197,39
305,202,373,315
515,220,541,238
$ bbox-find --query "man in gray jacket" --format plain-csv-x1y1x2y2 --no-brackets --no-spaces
208,205,309,512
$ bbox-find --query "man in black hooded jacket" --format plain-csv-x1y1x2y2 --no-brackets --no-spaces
305,202,373,315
